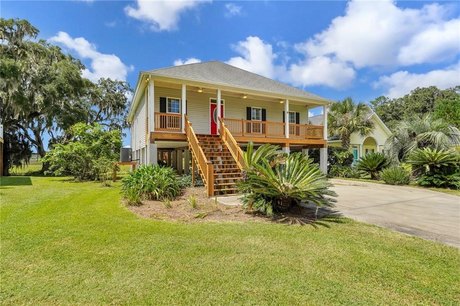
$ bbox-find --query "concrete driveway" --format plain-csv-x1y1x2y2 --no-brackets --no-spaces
331,179,460,248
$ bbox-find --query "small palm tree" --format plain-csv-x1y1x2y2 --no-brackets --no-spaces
328,98,374,149
385,114,460,162
239,145,336,215
356,152,389,180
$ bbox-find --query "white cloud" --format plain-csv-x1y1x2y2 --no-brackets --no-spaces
289,56,356,89
225,3,242,17
227,36,277,78
49,31,133,82
398,19,460,65
173,57,202,66
302,0,459,68
125,0,211,32
374,63,460,98
224,36,355,89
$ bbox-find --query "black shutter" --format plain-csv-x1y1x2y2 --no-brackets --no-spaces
186,100,188,115
282,111,285,123
160,97,167,113
296,112,300,124
246,107,252,134
261,109,266,134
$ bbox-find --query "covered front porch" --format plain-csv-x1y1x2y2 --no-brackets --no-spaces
151,112,326,147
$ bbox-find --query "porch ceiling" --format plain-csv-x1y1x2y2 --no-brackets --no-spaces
154,80,312,107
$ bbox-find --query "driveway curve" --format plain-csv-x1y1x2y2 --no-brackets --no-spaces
331,179,460,248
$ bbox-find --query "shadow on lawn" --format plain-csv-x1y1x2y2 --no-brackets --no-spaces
272,205,344,228
0,176,33,188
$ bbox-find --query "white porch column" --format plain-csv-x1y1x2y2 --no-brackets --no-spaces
147,78,155,164
217,88,222,132
320,105,328,174
282,146,290,154
320,148,327,174
149,144,158,165
181,84,187,133
148,78,155,132
284,99,289,138
323,105,328,141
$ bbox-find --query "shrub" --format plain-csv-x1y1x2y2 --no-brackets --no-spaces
178,174,192,188
356,152,389,180
380,167,411,185
329,165,361,178
308,147,353,170
239,143,336,216
408,148,460,189
121,165,182,205
188,195,197,209
43,123,121,181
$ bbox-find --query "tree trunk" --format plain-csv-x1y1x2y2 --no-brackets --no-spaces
341,134,351,150
275,196,292,212
31,126,49,173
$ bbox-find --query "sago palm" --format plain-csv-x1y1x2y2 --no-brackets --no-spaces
356,152,389,180
407,148,459,175
385,114,460,162
328,97,374,149
240,152,336,213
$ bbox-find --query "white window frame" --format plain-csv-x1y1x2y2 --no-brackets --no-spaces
167,97,181,114
210,98,225,105
288,111,296,124
251,107,262,121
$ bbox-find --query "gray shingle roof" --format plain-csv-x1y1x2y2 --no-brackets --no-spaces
146,61,329,103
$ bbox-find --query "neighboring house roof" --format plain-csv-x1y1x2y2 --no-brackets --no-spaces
308,114,323,125
147,61,330,102
309,111,392,141
128,61,331,122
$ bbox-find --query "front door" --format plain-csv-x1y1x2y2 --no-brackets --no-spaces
210,100,224,135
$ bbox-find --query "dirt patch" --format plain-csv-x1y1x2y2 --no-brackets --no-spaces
128,187,269,223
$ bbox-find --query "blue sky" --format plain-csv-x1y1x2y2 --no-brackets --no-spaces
3,0,460,147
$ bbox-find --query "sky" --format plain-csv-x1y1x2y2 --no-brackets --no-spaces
2,0,460,147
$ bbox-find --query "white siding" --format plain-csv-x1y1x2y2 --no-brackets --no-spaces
132,91,147,153
154,86,310,134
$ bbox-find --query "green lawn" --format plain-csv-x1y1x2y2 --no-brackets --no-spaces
1,176,459,305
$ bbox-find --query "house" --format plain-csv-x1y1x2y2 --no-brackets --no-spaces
309,111,392,163
127,61,331,196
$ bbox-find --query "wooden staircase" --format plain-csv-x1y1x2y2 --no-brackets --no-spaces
195,134,242,195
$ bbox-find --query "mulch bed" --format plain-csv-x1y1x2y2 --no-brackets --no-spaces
128,187,269,223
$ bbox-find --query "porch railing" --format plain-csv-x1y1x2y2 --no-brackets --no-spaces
222,118,324,140
222,118,285,138
155,112,182,132
219,118,245,170
184,116,214,196
289,124,324,139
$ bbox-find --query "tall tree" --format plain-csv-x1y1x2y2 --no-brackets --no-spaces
0,18,132,175
1,18,87,174
328,98,374,150
433,96,460,128
371,86,460,131
385,114,460,162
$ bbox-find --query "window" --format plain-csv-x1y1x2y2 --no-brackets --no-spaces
210,98,224,105
251,107,262,121
167,98,180,113
288,112,296,124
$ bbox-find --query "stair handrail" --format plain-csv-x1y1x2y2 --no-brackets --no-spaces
185,116,214,196
219,118,245,170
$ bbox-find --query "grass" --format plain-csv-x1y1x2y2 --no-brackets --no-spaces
1,176,459,305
